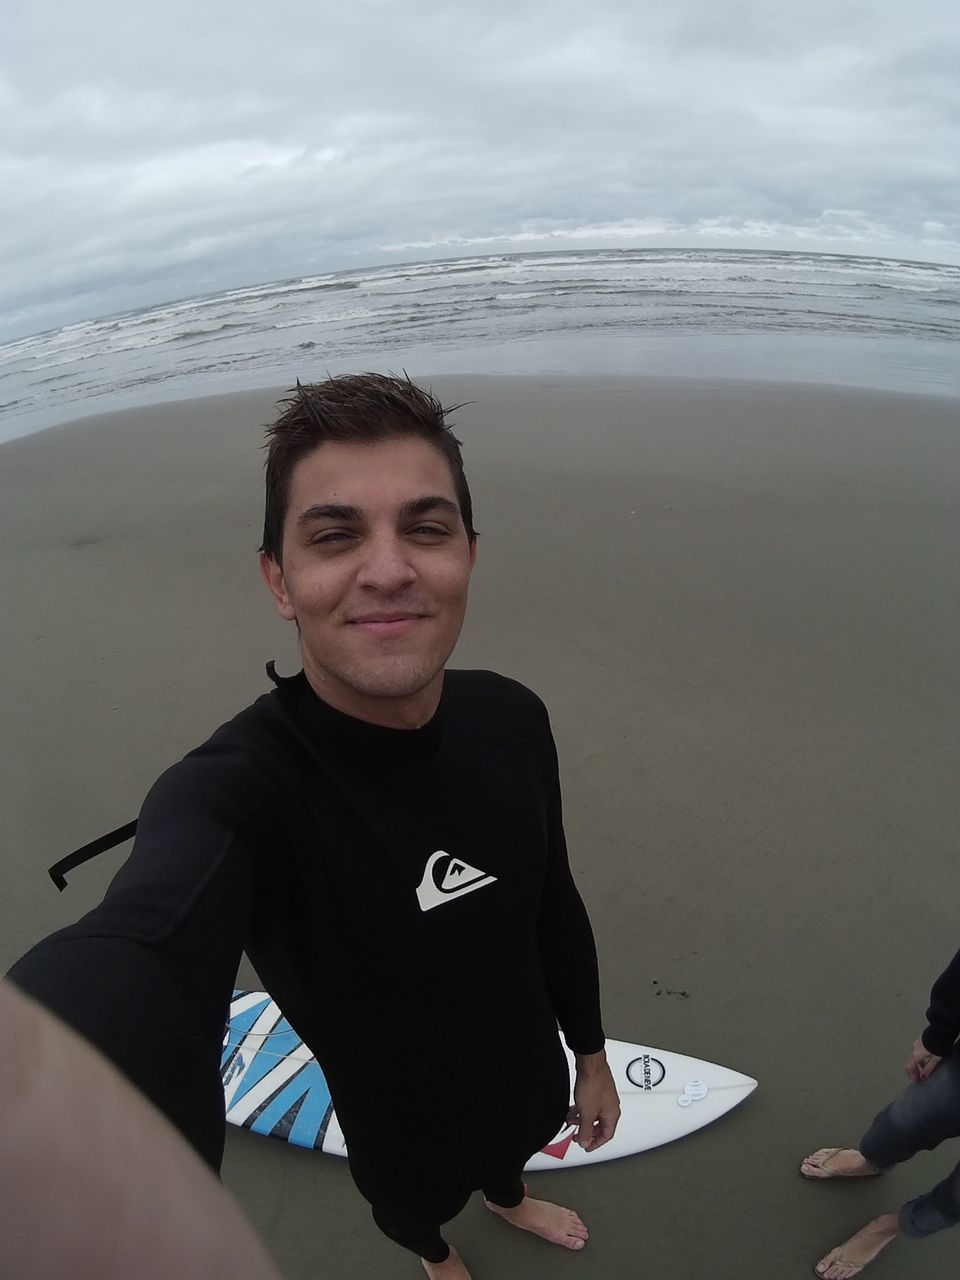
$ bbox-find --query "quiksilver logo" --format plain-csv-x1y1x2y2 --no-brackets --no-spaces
416,851,497,912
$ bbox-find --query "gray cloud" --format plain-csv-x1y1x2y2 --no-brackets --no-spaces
2,0,958,339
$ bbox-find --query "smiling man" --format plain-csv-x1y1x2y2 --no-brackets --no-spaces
9,374,618,1279
259,431,476,725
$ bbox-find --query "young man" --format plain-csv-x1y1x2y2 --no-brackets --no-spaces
10,374,619,1278
801,945,960,1278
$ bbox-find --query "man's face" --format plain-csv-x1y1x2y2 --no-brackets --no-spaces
260,436,477,727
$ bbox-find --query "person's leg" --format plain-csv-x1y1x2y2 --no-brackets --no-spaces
813,1159,960,1277
899,1156,960,1238
371,1196,474,1278
811,1051,960,1275
803,1046,960,1180
371,1204,451,1264
479,1173,525,1209
860,1048,960,1170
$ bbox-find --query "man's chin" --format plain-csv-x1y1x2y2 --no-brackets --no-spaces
318,657,447,703
349,669,443,701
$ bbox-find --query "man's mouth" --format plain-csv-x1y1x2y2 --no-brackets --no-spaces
348,612,426,636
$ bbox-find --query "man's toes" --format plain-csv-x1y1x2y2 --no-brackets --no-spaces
814,1247,856,1279
802,1147,868,1179
801,1147,835,1175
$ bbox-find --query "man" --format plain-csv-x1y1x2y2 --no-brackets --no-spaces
801,945,960,1278
10,374,619,1278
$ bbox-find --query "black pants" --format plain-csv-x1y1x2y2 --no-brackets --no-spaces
372,1173,526,1263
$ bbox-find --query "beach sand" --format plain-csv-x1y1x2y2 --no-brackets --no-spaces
1,376,958,1279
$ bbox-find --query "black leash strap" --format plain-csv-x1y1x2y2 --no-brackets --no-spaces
48,663,284,890
47,664,286,891
47,820,138,891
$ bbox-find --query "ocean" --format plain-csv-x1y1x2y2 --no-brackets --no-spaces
1,248,958,443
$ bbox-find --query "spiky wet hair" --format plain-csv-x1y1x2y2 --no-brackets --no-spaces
260,373,476,563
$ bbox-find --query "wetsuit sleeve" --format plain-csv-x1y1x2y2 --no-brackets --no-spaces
7,753,258,1171
535,717,606,1056
921,946,960,1057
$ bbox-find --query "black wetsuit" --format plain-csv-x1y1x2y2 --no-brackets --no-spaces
9,669,604,1252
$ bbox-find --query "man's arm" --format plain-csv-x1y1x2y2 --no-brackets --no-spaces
534,708,620,1150
0,981,284,1280
920,944,960,1058
902,945,960,1083
8,752,260,1169
8,931,232,1170
571,1049,621,1152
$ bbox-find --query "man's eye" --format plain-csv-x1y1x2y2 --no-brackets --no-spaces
312,530,352,546
410,524,449,539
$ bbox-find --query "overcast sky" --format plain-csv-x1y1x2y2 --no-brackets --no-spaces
3,0,959,339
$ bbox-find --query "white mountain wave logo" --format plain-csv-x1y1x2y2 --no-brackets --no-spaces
415,850,497,912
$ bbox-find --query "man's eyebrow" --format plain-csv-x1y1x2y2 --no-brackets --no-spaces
295,495,460,528
399,495,460,521
296,503,363,526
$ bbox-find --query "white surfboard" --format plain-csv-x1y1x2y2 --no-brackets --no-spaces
222,990,756,1169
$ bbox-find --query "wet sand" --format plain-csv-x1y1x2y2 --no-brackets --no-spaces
1,376,958,1278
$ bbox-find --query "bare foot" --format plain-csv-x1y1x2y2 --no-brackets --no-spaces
801,1148,879,1180
484,1195,588,1250
814,1214,899,1277
421,1244,471,1280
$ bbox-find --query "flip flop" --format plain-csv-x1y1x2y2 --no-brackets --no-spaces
800,1148,879,1180
814,1245,867,1277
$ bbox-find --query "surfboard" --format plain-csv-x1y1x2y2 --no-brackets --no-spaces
222,989,756,1169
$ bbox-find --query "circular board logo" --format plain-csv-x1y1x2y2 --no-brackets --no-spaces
626,1054,665,1090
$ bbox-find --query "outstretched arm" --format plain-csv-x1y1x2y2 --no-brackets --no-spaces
1,981,284,1280
8,751,260,1170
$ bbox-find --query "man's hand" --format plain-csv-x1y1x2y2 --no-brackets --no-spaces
570,1050,620,1152
906,1038,942,1082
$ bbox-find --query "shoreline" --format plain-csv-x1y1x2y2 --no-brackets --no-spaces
3,366,960,454
4,323,960,447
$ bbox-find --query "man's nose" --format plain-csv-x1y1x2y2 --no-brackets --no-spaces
355,534,418,591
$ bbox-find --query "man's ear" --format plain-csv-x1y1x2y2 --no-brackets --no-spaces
259,552,297,622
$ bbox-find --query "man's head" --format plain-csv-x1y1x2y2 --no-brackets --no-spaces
260,374,475,565
259,374,478,728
